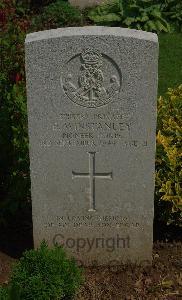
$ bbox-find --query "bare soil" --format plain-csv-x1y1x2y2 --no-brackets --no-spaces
76,242,182,300
0,252,16,284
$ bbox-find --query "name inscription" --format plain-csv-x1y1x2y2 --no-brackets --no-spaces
40,109,148,148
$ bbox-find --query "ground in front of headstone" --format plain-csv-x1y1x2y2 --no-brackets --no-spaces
0,243,181,299
0,252,16,284
76,243,182,300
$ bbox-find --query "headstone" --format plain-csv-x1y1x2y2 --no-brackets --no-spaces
25,26,158,266
69,0,105,9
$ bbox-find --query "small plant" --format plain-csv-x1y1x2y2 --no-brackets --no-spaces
0,241,83,299
155,85,182,226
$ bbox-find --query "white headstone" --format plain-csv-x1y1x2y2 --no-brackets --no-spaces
25,27,158,265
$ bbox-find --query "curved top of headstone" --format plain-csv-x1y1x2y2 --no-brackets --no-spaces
25,26,158,44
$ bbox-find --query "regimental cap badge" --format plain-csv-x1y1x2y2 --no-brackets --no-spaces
62,48,121,108
81,48,102,65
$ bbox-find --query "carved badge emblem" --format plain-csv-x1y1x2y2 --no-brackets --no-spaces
62,48,121,108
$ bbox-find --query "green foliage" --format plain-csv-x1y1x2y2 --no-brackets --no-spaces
89,0,181,32
0,1,30,225
0,242,83,300
0,286,8,300
88,0,122,24
158,33,182,97
159,0,182,32
40,0,82,28
122,0,170,32
155,85,182,226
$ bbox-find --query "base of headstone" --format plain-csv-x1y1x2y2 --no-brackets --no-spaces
69,0,106,9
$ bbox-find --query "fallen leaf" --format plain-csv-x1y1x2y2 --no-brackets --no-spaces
161,279,174,289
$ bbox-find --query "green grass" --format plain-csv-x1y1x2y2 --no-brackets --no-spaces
158,33,182,96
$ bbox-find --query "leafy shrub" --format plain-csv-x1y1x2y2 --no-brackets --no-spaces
88,0,171,32
159,0,182,32
122,0,170,32
0,1,32,216
0,242,83,299
88,0,122,24
155,85,182,226
0,0,31,225
40,0,82,28
0,286,8,300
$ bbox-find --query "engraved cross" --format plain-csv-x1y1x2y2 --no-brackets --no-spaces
72,152,113,211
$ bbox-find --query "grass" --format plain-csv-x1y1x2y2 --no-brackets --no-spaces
158,33,182,96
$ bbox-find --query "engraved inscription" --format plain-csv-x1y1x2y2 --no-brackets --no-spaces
72,152,113,211
62,48,121,108
44,215,144,230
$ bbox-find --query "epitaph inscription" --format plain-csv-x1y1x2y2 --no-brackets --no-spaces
26,27,158,265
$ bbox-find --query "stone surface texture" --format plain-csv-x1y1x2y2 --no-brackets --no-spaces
69,0,105,9
25,26,158,265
